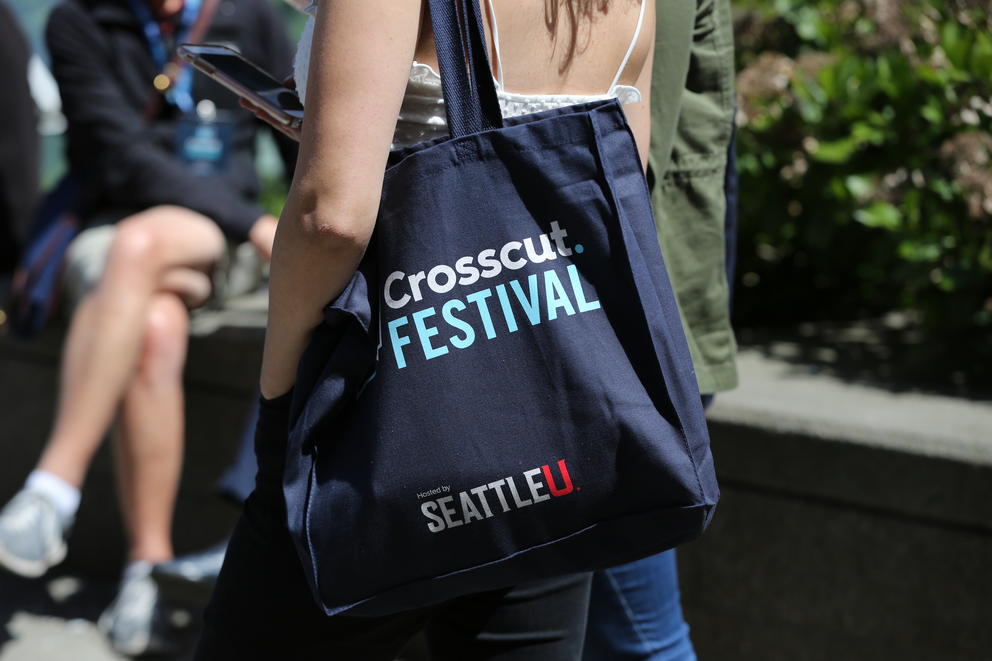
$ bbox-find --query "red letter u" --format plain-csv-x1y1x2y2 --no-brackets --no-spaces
542,460,574,497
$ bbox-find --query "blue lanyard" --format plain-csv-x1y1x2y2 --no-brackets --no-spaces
128,0,202,114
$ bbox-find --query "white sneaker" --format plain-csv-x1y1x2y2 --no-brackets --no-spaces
0,489,72,578
99,563,184,657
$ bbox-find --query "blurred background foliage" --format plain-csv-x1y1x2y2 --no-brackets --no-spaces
731,0,992,384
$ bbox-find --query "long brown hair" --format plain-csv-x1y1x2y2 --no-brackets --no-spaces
543,0,618,73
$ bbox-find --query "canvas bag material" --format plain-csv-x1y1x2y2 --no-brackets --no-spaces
283,0,719,617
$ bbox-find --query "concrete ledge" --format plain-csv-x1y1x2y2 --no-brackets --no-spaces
708,350,992,467
683,349,992,660
707,351,992,533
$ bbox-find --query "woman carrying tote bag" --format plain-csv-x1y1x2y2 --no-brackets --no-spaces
197,0,719,658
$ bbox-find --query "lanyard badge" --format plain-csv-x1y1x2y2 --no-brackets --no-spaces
129,0,233,176
175,100,234,176
128,0,203,113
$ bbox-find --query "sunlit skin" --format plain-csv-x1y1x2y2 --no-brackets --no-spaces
146,0,184,19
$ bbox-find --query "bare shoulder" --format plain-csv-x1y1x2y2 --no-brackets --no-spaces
451,0,656,95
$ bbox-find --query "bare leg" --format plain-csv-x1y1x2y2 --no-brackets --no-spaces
36,206,225,487
40,293,105,486
113,292,195,563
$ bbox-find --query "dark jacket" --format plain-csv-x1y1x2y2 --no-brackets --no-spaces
0,1,39,272
46,0,298,240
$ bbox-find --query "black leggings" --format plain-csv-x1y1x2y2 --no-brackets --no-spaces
195,395,591,661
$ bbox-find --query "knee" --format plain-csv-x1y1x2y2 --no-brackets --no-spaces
137,294,190,384
105,217,164,283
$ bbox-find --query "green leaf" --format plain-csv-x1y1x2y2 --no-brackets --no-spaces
844,175,874,201
795,7,826,43
916,65,949,86
930,178,956,201
898,240,941,262
973,31,992,78
851,122,885,144
920,100,943,124
854,202,902,230
810,136,860,163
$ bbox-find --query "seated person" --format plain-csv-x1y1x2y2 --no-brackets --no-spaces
0,0,296,655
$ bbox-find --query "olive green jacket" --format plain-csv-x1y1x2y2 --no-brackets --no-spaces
649,0,738,393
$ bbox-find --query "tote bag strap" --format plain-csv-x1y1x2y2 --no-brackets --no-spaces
427,0,503,137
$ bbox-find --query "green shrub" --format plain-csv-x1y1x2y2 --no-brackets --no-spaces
731,0,992,360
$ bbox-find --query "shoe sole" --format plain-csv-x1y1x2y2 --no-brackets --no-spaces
101,627,151,657
0,538,66,578
98,589,186,657
98,613,153,657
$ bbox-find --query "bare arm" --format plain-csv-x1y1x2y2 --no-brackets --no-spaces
259,0,422,399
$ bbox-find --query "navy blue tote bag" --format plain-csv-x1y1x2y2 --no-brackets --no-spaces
284,0,719,617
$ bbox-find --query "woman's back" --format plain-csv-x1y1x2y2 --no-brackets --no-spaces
418,0,654,161
414,0,653,97
398,0,653,154
296,0,654,161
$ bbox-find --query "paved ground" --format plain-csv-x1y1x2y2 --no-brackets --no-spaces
0,570,199,661
1,612,132,661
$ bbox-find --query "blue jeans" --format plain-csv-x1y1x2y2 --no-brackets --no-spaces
583,550,696,661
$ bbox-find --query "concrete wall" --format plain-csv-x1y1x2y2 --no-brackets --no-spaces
681,420,992,660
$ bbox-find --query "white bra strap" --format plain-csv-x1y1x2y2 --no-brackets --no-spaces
485,0,505,86
608,0,647,92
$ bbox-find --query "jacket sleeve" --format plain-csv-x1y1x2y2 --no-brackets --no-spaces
46,3,264,240
649,0,739,394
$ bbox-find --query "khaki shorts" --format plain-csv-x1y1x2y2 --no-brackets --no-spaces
62,218,264,318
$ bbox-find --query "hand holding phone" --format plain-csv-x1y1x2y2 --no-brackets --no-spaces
178,44,303,136
239,96,301,142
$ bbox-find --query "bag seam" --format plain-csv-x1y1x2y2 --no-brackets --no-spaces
586,104,708,507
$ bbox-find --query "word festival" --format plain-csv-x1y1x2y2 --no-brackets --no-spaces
385,222,602,369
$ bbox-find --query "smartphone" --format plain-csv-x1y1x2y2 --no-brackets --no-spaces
178,44,303,130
